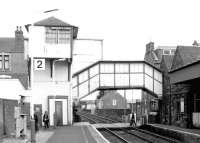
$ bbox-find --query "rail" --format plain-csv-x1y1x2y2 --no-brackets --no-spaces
78,112,181,143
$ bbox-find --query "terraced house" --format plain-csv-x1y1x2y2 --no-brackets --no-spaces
0,27,29,136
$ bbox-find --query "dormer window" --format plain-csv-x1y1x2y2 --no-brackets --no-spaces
45,27,71,44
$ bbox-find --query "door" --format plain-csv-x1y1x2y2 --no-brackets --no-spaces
34,104,42,127
55,101,63,126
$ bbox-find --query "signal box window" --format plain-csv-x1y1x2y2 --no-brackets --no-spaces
45,27,71,44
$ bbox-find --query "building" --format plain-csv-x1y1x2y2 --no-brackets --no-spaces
96,90,127,109
0,27,28,89
0,27,29,136
169,45,200,128
145,41,200,128
144,42,176,68
144,42,176,124
73,39,103,73
28,16,78,126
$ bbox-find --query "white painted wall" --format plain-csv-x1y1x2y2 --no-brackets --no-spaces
31,59,72,125
73,39,102,73
31,82,72,125
0,79,25,100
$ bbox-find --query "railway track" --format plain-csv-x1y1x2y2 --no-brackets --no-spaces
78,112,181,143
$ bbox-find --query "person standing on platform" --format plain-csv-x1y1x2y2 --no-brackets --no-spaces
43,111,49,128
130,112,136,127
34,110,39,132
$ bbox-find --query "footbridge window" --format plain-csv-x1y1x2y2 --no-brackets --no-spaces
72,61,163,99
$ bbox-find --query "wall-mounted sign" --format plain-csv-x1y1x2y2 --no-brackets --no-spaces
34,59,45,70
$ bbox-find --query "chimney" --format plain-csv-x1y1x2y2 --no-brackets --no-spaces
192,40,199,47
14,26,24,52
146,42,154,53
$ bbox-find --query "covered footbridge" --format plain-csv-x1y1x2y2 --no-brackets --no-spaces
72,61,163,100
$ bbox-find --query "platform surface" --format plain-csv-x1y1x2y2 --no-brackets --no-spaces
151,124,200,137
46,123,109,143
46,126,96,143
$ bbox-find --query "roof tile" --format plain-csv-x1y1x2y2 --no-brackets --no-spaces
0,38,15,52
34,16,74,27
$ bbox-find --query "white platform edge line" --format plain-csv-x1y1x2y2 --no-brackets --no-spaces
90,125,110,143
152,125,200,137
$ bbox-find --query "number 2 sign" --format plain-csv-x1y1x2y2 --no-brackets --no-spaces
34,59,45,70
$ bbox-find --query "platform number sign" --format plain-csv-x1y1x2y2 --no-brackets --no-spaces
34,59,45,70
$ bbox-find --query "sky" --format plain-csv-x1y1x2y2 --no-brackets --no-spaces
1,0,200,61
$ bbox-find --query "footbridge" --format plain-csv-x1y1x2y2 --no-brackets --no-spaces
72,61,163,100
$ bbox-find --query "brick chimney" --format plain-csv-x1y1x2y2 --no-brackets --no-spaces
192,40,199,47
14,26,24,52
146,42,154,53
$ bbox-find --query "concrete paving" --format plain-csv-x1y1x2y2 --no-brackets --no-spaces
148,124,200,143
1,123,109,143
46,126,97,143
151,124,200,136
0,129,54,143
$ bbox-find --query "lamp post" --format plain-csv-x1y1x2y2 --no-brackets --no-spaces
169,77,172,125
165,74,171,125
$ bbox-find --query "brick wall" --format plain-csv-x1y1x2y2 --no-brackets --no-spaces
3,99,18,135
0,99,30,137
95,109,131,122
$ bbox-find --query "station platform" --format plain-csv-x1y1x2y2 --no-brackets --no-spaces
141,124,200,143
46,122,109,143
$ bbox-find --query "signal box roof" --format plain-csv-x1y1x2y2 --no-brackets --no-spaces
34,16,74,27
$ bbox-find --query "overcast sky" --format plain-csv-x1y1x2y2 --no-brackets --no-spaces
1,0,200,61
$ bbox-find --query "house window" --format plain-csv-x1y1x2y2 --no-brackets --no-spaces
112,99,117,106
0,54,10,71
4,55,9,70
180,98,184,113
150,100,158,111
163,50,170,55
171,49,176,55
45,27,71,44
0,55,2,70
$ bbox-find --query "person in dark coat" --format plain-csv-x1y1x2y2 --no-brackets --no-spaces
43,111,49,128
34,111,39,132
130,112,136,127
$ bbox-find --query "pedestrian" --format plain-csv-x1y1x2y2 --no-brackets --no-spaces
43,111,49,128
34,110,39,132
130,112,136,127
